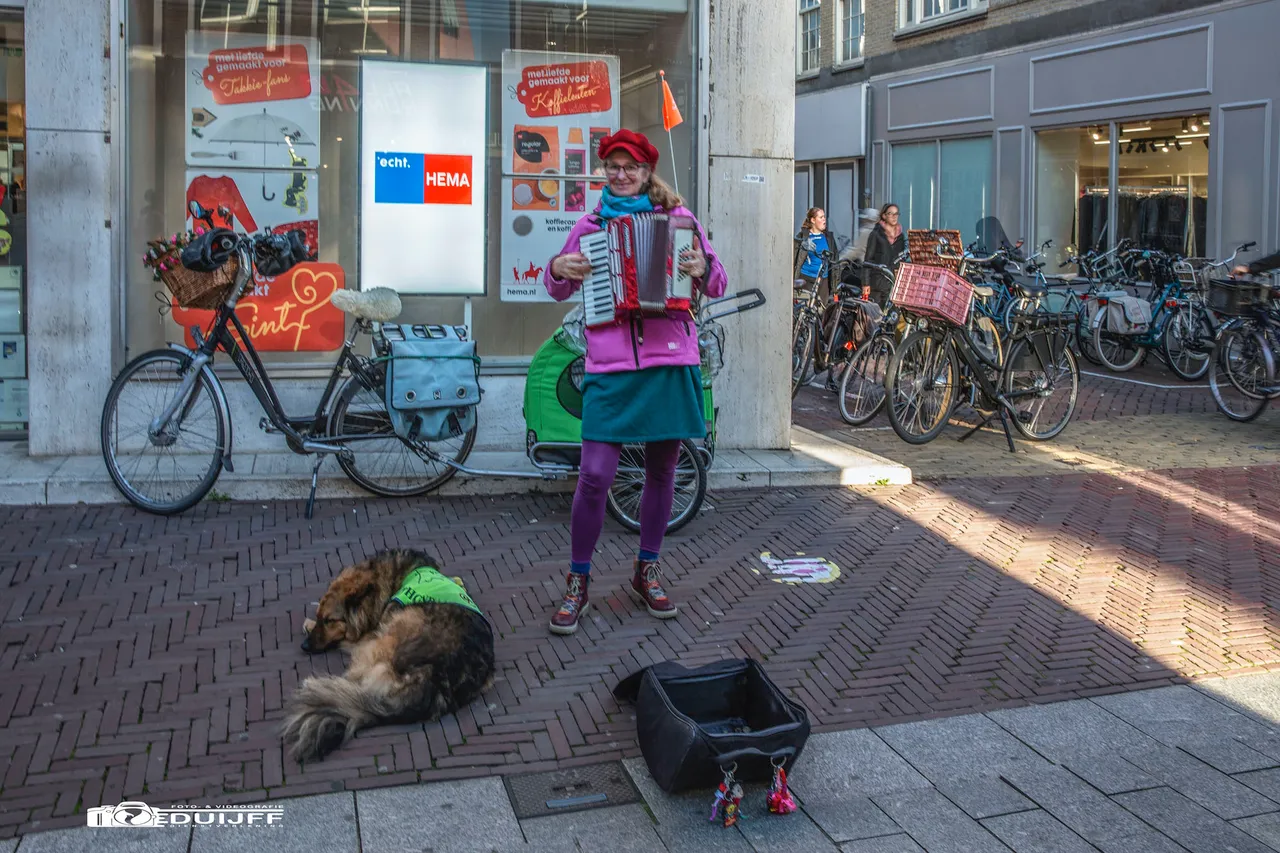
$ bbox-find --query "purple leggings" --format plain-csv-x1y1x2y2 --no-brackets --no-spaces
571,439,682,565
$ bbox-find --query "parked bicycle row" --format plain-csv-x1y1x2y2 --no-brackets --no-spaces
793,221,1280,448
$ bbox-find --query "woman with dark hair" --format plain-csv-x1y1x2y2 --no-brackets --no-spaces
863,203,906,306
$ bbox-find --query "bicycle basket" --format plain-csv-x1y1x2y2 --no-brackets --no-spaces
698,318,726,385
145,230,245,310
890,263,973,326
380,323,481,443
1207,278,1271,317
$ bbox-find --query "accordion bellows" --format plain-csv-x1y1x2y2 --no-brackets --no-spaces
579,212,696,328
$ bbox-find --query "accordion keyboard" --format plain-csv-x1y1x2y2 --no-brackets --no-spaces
579,230,615,328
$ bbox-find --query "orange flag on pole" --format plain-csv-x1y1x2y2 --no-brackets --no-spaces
660,70,683,131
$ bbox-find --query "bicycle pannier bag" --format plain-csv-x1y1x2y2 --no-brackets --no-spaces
381,323,481,443
613,658,811,794
1104,295,1153,335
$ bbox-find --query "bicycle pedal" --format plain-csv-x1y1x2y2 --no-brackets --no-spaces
259,417,281,434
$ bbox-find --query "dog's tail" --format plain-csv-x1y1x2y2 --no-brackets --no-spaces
280,676,394,764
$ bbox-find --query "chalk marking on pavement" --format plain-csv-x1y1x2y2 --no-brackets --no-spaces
1081,370,1209,390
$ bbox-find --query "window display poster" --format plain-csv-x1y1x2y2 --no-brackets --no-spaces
0,334,22,378
0,378,26,424
500,50,620,302
0,288,19,334
186,32,321,170
170,263,347,353
359,60,488,297
185,169,319,251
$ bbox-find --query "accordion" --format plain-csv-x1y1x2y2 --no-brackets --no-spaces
578,212,697,329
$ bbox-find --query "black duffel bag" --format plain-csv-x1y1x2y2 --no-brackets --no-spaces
613,658,810,794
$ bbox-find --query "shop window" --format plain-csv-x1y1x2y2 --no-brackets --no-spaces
0,11,24,437
795,165,812,233
125,0,700,366
938,137,991,247
838,0,863,64
797,0,821,75
890,141,936,232
1035,126,1111,267
1114,116,1210,258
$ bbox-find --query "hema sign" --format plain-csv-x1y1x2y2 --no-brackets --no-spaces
360,60,488,296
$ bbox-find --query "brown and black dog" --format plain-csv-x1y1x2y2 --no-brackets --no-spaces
281,548,495,764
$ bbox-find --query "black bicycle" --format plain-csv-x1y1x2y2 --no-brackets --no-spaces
100,201,475,517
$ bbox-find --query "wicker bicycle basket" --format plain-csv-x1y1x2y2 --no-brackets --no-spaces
891,262,974,327
155,251,243,310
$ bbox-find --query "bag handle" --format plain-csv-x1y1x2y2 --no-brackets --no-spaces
714,746,796,768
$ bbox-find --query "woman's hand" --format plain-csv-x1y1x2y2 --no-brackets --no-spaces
679,244,708,279
552,252,592,282
1233,264,1251,277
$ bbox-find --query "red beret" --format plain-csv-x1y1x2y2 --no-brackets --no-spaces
597,129,659,168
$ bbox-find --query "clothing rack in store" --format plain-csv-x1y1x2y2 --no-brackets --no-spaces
1076,185,1208,257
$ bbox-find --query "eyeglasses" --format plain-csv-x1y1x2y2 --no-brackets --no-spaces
604,163,646,177
885,212,900,217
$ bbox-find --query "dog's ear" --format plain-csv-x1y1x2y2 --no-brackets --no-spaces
343,582,373,613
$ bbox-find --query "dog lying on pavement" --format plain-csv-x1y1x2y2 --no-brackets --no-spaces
281,548,495,763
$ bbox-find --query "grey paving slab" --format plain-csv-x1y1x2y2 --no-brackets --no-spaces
792,790,902,844
935,777,1035,820
1060,755,1160,795
988,698,1160,760
787,729,931,798
1233,813,1280,851
1193,674,1280,727
1,840,15,853
871,788,1012,853
1178,736,1278,774
999,765,1175,849
1236,767,1280,804
355,777,525,853
191,792,356,853
520,804,667,853
735,783,839,853
623,758,754,853
1094,686,1276,746
1114,787,1277,853
874,715,1051,784
838,836,925,853
1121,741,1279,820
980,810,1097,853
15,827,191,853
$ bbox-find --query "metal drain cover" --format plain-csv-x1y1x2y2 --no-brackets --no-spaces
503,761,642,820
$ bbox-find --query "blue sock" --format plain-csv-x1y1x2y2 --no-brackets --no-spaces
570,561,592,575
638,549,660,563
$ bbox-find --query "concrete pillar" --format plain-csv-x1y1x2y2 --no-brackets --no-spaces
704,0,795,450
25,0,117,455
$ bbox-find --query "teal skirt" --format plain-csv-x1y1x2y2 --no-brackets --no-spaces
581,365,706,444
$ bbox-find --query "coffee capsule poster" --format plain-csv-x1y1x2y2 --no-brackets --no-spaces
186,32,321,170
499,50,619,302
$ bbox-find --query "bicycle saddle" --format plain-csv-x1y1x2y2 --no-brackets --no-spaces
973,285,995,298
330,287,403,322
1009,279,1047,297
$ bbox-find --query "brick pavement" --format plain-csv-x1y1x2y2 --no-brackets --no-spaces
2,460,1280,838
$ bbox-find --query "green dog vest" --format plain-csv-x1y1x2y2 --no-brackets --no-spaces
390,566,482,615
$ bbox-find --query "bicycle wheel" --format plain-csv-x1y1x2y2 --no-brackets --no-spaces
791,319,816,398
100,348,226,514
1208,328,1271,423
1003,334,1080,440
1092,317,1145,372
1161,304,1213,381
1002,296,1033,336
1075,303,1103,366
605,439,707,534
886,330,957,445
973,315,1005,369
328,365,477,497
838,334,894,426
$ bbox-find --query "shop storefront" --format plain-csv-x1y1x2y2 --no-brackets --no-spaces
794,82,869,251
868,0,1280,271
0,3,23,438
122,0,703,450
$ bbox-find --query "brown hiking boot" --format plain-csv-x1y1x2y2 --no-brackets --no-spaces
629,559,678,619
549,571,590,635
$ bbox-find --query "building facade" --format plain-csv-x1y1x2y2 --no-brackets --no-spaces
795,0,1280,273
18,0,795,459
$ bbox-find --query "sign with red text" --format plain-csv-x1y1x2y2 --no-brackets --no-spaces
172,263,346,353
186,33,321,170
500,50,619,303
359,60,488,296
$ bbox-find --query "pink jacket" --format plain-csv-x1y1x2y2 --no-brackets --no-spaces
544,204,728,374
